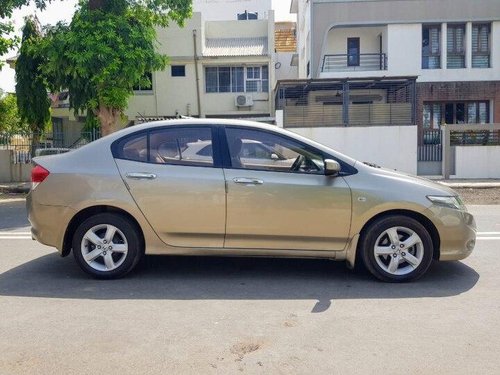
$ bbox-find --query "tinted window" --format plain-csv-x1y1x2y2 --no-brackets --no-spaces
241,143,273,159
119,134,148,162
149,127,213,166
114,127,214,166
197,144,213,156
225,128,324,174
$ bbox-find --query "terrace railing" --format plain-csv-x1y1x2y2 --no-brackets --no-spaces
322,53,387,72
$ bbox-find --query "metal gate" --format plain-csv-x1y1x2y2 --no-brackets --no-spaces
418,129,442,162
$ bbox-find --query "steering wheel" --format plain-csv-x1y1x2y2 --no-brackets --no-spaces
290,155,305,171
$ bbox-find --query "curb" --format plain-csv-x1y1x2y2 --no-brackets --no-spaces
0,183,30,194
437,182,500,189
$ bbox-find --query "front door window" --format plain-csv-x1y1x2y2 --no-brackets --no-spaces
225,127,325,174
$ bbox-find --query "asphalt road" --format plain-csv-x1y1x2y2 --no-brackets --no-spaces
0,199,499,374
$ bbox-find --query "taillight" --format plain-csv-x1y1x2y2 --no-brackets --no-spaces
31,165,50,189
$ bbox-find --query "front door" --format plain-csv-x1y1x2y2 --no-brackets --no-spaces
347,37,360,67
223,127,352,251
114,126,226,248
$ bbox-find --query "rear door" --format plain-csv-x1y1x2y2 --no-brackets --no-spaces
113,126,226,248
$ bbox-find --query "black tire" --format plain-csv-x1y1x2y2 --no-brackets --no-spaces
72,213,144,279
360,215,433,282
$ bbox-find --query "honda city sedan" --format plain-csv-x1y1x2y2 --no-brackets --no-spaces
27,119,476,282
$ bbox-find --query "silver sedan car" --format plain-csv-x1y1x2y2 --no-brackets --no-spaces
27,119,476,282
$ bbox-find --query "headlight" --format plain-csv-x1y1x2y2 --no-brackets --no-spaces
427,195,466,210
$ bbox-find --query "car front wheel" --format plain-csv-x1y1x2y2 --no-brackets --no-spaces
360,215,434,282
72,213,143,279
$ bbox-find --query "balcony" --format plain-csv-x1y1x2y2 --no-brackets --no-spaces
275,77,416,128
321,53,387,73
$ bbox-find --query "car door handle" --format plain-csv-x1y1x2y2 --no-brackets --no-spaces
126,172,157,180
233,177,264,185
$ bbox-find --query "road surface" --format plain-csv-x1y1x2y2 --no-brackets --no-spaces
0,199,499,374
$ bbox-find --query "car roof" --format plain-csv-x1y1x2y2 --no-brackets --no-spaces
119,118,277,135
47,118,356,168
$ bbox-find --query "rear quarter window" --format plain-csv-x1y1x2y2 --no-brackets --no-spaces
115,134,148,162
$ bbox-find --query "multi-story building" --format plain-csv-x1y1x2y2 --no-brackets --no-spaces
127,9,275,122
283,0,500,175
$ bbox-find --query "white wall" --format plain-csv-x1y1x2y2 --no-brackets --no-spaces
453,146,500,178
275,52,298,82
289,125,418,174
387,24,421,75
205,19,268,38
0,150,31,183
296,0,311,78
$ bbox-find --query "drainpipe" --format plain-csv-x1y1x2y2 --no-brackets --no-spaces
193,29,202,118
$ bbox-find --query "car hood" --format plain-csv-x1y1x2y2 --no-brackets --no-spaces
354,161,457,196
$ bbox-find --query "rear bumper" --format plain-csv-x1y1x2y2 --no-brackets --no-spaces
424,206,476,261
27,192,75,254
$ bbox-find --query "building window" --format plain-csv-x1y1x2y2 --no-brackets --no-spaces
205,66,268,93
171,65,186,77
472,23,490,68
133,72,153,91
424,101,489,126
246,66,268,92
237,11,258,20
347,38,360,67
423,103,442,129
422,25,441,69
447,24,466,69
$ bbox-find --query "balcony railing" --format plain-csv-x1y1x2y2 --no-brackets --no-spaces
322,53,387,72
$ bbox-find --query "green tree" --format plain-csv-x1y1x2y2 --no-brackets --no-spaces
0,91,29,133
40,0,192,135
0,0,53,66
15,16,51,154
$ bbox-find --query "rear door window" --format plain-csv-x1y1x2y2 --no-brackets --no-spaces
149,127,213,166
114,126,214,167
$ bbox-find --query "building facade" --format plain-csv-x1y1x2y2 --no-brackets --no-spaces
288,0,500,174
127,10,275,121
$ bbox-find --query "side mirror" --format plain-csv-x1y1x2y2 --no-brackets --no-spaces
270,153,280,160
324,159,341,176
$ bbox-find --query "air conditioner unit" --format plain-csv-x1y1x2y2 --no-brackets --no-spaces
235,94,254,107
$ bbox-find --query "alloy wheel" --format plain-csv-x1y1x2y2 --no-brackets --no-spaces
80,224,129,272
373,226,424,276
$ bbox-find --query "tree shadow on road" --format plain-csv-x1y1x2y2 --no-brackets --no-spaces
0,253,479,312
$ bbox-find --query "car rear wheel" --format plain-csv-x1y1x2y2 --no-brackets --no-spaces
72,213,143,279
360,215,433,282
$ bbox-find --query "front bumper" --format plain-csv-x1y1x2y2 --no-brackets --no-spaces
424,205,476,261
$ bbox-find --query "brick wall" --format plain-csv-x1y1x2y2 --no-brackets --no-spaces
416,81,500,127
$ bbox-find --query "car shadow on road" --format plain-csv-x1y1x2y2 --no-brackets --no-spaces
0,253,479,312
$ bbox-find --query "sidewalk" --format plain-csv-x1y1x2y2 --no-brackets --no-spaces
434,179,500,188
